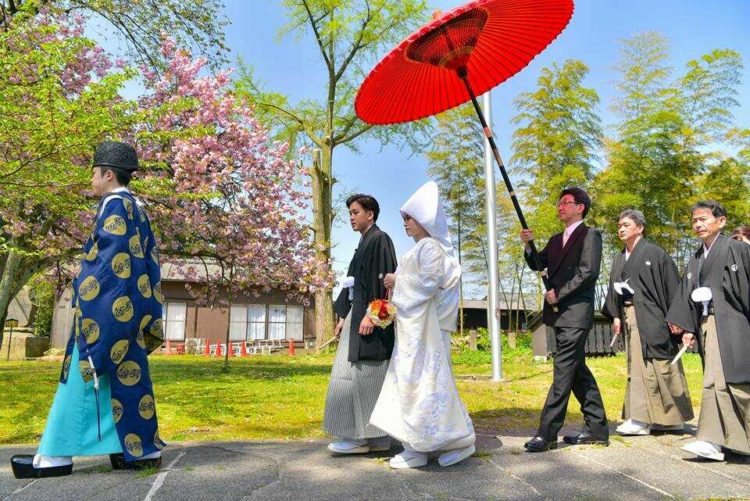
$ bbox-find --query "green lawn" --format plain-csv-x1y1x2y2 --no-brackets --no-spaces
0,350,705,445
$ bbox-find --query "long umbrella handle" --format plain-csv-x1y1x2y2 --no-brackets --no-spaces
459,70,557,312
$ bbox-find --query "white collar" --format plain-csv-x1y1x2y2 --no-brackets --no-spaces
703,233,720,256
564,220,584,237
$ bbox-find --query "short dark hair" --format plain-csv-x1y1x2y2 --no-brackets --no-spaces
98,165,132,186
731,225,750,241
618,208,646,228
346,193,380,222
691,200,726,219
559,187,591,218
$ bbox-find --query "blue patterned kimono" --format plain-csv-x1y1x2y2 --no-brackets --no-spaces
52,189,165,461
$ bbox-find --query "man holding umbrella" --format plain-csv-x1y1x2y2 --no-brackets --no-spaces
519,187,609,452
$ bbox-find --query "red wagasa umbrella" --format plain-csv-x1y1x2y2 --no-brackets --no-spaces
355,0,574,293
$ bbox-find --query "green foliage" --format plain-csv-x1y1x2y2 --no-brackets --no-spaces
29,276,56,337
1,0,230,70
236,0,432,155
452,328,532,366
510,59,602,246
592,34,747,257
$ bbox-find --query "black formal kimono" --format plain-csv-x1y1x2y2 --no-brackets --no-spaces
666,233,750,452
333,224,398,363
666,234,750,383
324,224,397,441
602,238,693,426
602,238,681,360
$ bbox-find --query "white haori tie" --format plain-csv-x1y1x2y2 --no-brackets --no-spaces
341,276,355,300
691,287,713,317
613,279,635,296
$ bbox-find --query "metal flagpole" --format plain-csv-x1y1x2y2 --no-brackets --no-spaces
482,92,502,381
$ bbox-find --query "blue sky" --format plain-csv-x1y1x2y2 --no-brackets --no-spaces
222,1,749,297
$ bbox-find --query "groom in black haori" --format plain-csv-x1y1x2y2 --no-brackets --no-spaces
667,201,750,461
602,209,693,437
323,194,397,455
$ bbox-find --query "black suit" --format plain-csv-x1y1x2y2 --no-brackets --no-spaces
524,223,608,441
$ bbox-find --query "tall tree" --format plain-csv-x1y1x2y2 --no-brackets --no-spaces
0,9,136,331
511,59,602,238
593,33,686,253
0,17,331,340
236,0,431,347
0,0,229,70
594,34,745,257
136,40,332,368
510,59,602,302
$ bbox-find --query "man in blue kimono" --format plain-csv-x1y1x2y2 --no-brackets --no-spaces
11,141,166,478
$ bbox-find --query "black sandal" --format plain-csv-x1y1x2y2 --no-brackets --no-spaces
11,455,73,479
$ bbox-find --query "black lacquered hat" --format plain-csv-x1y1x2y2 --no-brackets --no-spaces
92,141,139,172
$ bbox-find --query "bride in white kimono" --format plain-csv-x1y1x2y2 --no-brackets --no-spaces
370,181,475,469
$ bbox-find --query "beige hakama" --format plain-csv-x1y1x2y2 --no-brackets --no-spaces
696,314,750,454
623,306,694,426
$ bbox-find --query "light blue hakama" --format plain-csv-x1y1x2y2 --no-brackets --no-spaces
38,345,122,456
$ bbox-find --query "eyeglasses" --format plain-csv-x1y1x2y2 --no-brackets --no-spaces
557,201,581,207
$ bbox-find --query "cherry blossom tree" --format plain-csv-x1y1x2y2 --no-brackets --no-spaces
0,14,332,350
0,8,135,330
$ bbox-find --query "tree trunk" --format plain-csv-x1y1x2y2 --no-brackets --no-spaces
312,147,335,350
0,249,40,336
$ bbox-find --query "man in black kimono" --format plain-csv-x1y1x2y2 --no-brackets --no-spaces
520,187,609,452
602,209,693,436
667,201,750,461
323,194,397,454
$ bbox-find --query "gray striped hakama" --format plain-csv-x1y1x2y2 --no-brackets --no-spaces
323,312,389,440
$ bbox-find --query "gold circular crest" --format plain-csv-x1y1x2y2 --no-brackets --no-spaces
129,235,144,258
62,355,71,380
86,242,98,261
137,314,152,349
136,329,146,349
124,433,144,458
138,394,155,420
154,430,165,449
79,360,94,383
111,252,131,279
78,276,100,301
149,318,164,338
110,339,130,364
103,215,127,236
123,198,134,220
138,274,152,298
111,398,124,423
112,296,134,323
140,314,153,331
81,318,100,344
117,360,141,386
150,246,159,264
153,282,164,304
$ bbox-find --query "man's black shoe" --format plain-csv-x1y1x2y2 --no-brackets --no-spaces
109,453,162,470
11,455,72,479
563,432,609,446
523,436,558,452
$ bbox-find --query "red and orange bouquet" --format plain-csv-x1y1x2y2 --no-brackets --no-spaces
366,298,397,328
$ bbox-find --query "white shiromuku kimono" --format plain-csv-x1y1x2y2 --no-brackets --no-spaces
370,182,475,453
